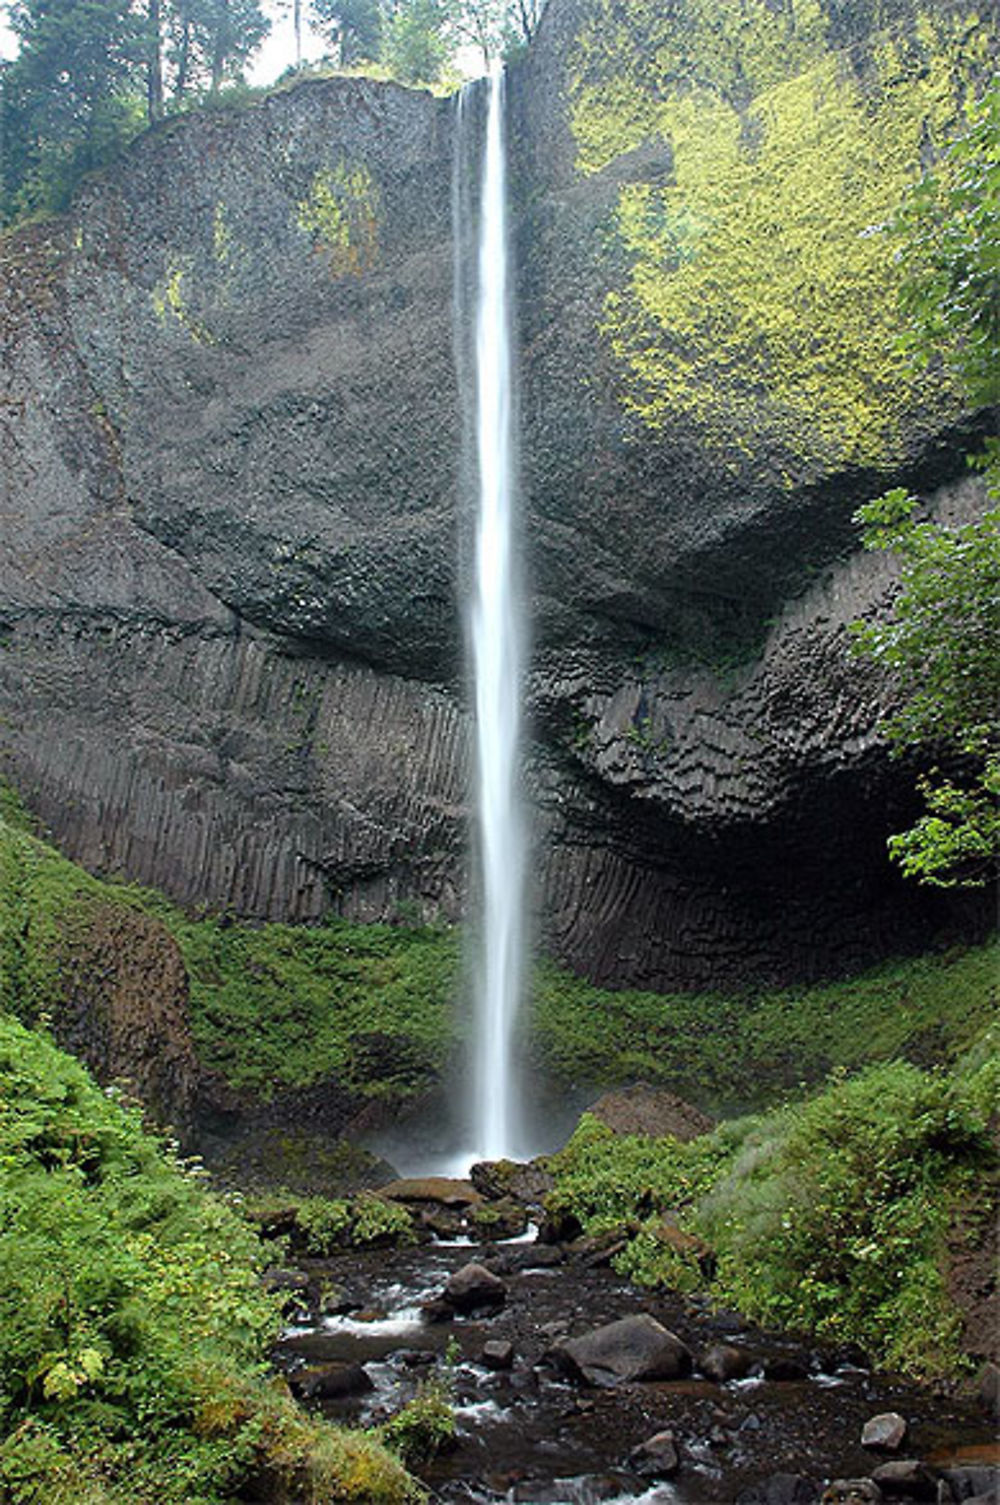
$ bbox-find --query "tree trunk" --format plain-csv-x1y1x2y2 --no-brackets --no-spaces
176,12,191,98
147,0,164,120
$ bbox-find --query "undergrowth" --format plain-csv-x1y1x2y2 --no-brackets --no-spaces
0,803,996,1113
531,944,999,1112
545,1051,997,1379
0,1014,418,1503
0,809,459,1100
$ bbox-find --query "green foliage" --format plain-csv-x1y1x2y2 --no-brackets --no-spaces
0,812,459,1099
531,942,999,1111
0,0,270,224
378,1357,455,1466
568,1,988,471
547,1063,997,1378
310,0,382,65
544,1112,734,1237
297,161,380,275
294,1192,415,1253
0,1015,417,1502
0,0,147,222
851,477,1000,886
892,82,1000,406
380,0,449,84
698,1062,992,1375
176,912,458,1097
1,799,994,1123
848,83,1000,886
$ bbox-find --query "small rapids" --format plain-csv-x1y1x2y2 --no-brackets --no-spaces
273,1232,998,1504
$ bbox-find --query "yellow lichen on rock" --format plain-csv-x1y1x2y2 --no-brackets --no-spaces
570,1,990,470
151,254,216,344
296,162,380,276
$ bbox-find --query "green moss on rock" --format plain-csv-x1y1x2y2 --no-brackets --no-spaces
569,0,992,471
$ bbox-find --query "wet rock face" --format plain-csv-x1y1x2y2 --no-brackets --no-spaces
0,18,992,988
51,903,199,1132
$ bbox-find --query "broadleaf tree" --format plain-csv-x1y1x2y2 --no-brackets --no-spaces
851,82,1000,888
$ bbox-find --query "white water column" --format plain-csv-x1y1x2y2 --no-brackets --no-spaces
470,68,525,1163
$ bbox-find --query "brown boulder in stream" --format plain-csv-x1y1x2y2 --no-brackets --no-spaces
861,1413,907,1450
442,1262,507,1313
553,1313,692,1385
629,1428,680,1478
377,1177,483,1207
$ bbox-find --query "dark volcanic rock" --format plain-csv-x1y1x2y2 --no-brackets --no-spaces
470,1157,555,1206
442,1262,507,1313
700,1343,755,1383
0,4,993,995
553,1313,692,1385
628,1428,680,1478
871,1461,938,1498
468,1198,530,1241
586,1085,715,1142
51,903,199,1133
736,1475,815,1505
861,1413,908,1451
291,1362,374,1400
378,1177,483,1208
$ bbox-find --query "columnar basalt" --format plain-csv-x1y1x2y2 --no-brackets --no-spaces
0,1,993,991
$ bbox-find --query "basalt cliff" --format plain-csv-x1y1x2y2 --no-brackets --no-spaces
1,0,995,992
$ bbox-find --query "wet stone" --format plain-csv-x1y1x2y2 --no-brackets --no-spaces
553,1313,692,1385
291,1362,374,1400
701,1342,755,1382
871,1460,938,1498
736,1474,815,1505
397,1349,437,1367
764,1355,809,1382
508,1244,564,1272
629,1428,681,1478
443,1261,508,1313
941,1466,1000,1501
420,1297,454,1324
861,1413,908,1450
482,1339,515,1371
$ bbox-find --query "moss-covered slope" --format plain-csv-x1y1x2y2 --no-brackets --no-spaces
2,801,995,1124
565,0,993,473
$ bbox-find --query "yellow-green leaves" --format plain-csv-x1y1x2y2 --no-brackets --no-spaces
297,162,380,276
569,2,988,469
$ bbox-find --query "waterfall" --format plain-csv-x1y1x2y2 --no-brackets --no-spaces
458,70,525,1164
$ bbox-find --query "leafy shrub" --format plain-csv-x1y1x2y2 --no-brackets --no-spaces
543,1112,735,1237
0,1016,417,1502
546,1061,996,1379
379,1354,456,1467
698,1061,992,1374
294,1192,415,1254
295,1196,356,1254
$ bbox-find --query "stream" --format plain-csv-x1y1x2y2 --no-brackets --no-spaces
272,1227,998,1503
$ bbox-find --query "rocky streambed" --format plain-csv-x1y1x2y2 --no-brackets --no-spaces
268,1178,998,1505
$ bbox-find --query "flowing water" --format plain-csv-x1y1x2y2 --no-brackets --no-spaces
464,70,526,1164
275,1229,999,1503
